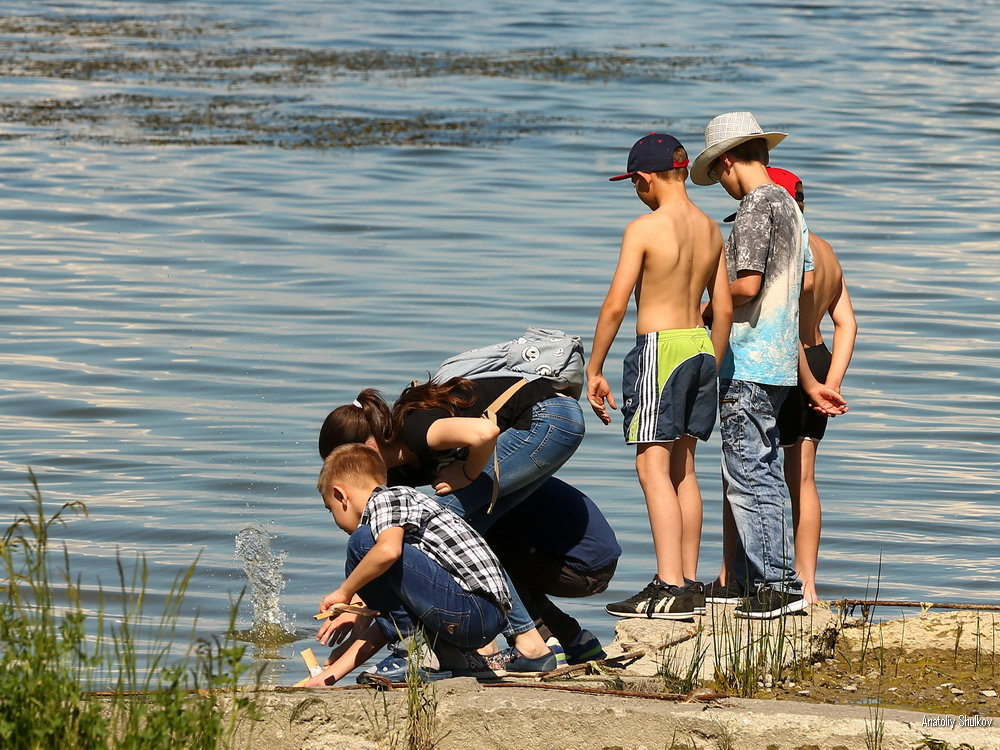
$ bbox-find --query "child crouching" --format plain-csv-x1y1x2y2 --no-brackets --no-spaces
305,443,511,686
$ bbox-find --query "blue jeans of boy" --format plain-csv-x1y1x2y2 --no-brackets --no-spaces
347,525,505,651
719,379,802,595
436,394,585,635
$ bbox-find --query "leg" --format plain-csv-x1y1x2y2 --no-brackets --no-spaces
718,380,801,594
346,526,505,651
492,540,586,646
635,442,685,587
670,435,703,582
788,439,821,603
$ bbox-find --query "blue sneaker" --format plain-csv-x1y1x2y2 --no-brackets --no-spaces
563,629,606,664
481,646,557,676
356,644,451,684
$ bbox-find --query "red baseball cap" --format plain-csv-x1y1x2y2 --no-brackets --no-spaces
723,166,804,221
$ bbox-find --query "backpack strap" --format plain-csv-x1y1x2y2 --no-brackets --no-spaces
480,378,530,514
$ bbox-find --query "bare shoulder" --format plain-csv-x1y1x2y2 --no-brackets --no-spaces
810,231,842,277
626,208,676,239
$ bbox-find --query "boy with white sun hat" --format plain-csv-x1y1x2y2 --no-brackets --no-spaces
693,112,846,619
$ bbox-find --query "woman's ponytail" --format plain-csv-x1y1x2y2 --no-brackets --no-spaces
318,388,392,459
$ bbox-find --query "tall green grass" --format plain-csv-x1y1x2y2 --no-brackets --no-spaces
0,470,263,750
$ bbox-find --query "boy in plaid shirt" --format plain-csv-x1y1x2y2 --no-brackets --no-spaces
305,444,511,686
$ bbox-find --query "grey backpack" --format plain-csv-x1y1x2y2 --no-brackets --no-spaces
431,327,585,513
431,327,585,399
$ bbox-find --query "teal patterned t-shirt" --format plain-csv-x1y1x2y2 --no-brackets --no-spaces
720,183,811,386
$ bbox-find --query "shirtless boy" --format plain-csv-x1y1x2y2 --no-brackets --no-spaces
769,167,857,604
587,133,732,619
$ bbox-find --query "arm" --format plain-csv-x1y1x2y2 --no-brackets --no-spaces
586,225,644,424
319,526,405,611
706,245,732,370
426,416,500,494
824,279,857,392
730,270,763,307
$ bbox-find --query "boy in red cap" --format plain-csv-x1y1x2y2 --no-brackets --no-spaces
769,167,857,604
587,133,732,619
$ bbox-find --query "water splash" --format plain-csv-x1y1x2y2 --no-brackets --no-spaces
234,526,296,647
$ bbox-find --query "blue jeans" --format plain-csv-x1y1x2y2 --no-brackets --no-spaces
436,395,585,635
719,379,802,594
347,525,505,650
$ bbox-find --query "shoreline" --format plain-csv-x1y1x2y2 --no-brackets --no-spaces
247,607,999,749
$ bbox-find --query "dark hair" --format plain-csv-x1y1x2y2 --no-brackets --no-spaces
317,378,476,459
727,137,769,165
390,377,476,435
318,388,392,459
317,444,387,498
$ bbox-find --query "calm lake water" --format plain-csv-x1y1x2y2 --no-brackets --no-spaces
1,0,997,683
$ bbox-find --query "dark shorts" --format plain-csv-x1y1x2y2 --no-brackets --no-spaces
621,328,717,444
777,342,833,445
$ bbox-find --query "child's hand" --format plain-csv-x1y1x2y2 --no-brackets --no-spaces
320,588,352,613
303,672,333,688
805,382,848,416
587,374,617,425
317,610,358,646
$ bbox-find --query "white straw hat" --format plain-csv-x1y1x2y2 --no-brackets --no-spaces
690,112,788,186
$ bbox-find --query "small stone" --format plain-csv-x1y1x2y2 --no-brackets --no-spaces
981,690,998,698
797,690,811,697
786,681,796,689
888,687,898,692
843,685,858,693
762,674,773,688
951,688,965,696
939,683,954,689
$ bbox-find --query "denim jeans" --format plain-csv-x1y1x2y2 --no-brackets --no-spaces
719,379,802,594
436,394,585,635
347,525,506,650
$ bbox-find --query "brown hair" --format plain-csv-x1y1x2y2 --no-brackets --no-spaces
317,378,476,459
727,137,769,166
317,443,387,499
652,145,689,183
390,377,476,435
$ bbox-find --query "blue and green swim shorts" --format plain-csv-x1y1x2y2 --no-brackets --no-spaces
621,328,717,444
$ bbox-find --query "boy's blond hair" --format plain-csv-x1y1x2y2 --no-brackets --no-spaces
316,443,387,499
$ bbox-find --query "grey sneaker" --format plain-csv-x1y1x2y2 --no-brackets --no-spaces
605,578,697,620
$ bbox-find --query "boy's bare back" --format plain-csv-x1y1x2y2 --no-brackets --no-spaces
799,232,843,346
626,199,724,334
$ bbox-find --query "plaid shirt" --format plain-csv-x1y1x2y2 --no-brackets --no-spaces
360,485,512,612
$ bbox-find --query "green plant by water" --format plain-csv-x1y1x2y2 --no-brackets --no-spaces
0,470,263,750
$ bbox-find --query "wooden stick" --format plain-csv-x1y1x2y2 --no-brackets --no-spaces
313,602,380,619
831,599,1000,612
292,648,323,687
